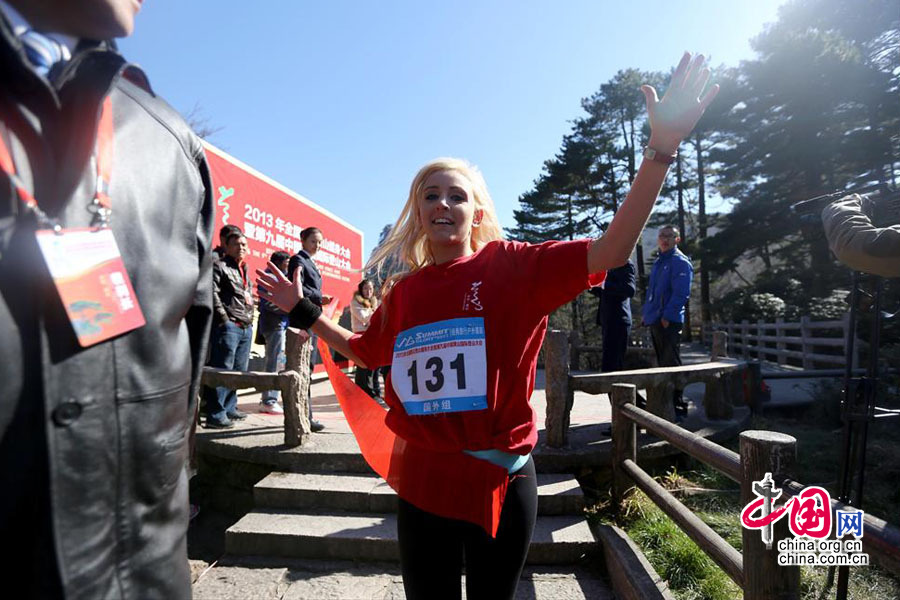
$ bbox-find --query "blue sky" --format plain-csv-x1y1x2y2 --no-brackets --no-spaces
120,1,788,259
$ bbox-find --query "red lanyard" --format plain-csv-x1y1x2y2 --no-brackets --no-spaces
0,96,114,226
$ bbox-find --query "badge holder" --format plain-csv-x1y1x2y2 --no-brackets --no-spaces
2,98,146,347
35,192,146,347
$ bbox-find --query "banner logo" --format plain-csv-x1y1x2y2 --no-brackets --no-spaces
217,186,235,224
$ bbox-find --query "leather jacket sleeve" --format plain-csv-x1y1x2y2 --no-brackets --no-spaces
211,260,230,325
185,149,215,403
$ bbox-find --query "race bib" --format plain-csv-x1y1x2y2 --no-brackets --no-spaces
392,317,488,416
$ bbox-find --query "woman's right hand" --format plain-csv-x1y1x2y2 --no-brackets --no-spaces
257,262,304,313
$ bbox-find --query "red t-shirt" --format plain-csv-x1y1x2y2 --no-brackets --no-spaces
349,238,596,456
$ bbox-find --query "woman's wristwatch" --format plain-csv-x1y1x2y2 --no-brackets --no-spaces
643,146,677,165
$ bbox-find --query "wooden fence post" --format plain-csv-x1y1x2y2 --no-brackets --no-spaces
568,329,582,372
711,331,728,361
280,371,308,446
743,361,763,413
775,317,787,365
740,431,799,600
544,329,573,448
800,316,813,369
285,328,312,445
611,384,637,517
703,373,734,421
741,319,750,359
756,319,765,361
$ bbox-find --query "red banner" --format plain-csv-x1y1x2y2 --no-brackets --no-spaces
203,143,364,316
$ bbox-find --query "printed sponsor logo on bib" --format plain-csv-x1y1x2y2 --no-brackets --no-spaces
391,317,488,416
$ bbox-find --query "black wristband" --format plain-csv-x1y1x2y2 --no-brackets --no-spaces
288,297,323,330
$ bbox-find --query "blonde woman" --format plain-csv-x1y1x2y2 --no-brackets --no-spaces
259,52,718,600
350,279,382,398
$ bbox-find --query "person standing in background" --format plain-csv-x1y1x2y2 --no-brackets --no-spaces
287,226,331,432
590,258,636,373
641,225,693,419
204,232,254,428
257,250,299,414
351,278,381,399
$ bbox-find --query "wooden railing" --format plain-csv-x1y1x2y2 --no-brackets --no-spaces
200,328,313,447
543,329,757,447
701,314,861,369
609,383,900,599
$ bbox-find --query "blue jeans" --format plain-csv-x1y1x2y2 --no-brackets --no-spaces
261,324,286,404
203,321,252,421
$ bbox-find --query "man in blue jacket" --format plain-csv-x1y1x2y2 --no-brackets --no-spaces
642,225,693,418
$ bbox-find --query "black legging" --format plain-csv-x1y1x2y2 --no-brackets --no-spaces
397,456,537,600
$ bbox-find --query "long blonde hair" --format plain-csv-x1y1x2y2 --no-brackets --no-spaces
367,157,504,297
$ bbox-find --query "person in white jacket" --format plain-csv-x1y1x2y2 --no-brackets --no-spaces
351,279,383,398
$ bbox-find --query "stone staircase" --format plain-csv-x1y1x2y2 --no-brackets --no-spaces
227,471,593,564
189,373,630,599
195,464,612,598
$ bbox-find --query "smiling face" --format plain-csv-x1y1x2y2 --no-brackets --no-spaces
416,170,483,263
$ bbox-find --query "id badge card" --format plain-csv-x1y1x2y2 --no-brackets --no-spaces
36,227,146,347
391,317,488,416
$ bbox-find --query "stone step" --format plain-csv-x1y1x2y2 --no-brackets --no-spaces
192,558,613,599
226,510,595,565
254,472,586,516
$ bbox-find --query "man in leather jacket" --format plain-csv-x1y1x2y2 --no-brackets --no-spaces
0,1,214,598
204,231,254,428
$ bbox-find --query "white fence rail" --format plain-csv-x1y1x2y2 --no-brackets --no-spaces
702,314,861,369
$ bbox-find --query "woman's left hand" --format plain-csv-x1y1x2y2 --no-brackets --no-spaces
641,52,719,154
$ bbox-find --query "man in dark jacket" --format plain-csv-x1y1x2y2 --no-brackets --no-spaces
204,231,254,428
287,226,331,432
0,1,214,597
641,225,693,419
590,259,636,372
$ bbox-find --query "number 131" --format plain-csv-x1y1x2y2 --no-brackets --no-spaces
407,353,466,395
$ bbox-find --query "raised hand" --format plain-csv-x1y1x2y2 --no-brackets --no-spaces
256,261,304,313
641,52,719,154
